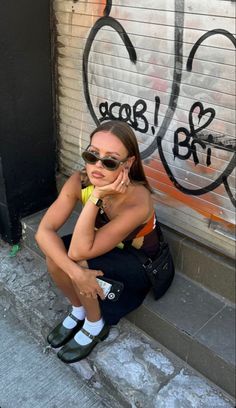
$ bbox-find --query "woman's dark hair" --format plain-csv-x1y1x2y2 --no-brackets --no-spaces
90,120,153,193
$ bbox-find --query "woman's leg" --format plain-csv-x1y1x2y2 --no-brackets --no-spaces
76,295,101,321
67,260,105,347
46,256,87,348
46,257,102,321
72,259,102,322
46,256,81,306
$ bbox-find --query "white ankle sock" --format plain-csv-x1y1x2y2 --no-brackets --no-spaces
62,306,86,329
74,317,105,346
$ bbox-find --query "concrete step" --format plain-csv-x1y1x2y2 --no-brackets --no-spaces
21,210,236,398
0,238,234,408
22,211,235,395
164,226,235,304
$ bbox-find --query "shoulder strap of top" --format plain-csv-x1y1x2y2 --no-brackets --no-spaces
81,185,94,205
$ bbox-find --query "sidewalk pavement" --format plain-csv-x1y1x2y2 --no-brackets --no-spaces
0,304,111,408
0,238,234,408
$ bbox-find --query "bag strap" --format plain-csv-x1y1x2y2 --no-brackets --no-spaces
127,245,153,271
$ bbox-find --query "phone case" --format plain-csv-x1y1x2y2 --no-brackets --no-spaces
97,277,124,301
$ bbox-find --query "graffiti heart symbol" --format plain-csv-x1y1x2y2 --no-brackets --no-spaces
189,102,215,135
158,29,236,203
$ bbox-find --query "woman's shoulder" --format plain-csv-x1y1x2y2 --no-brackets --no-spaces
67,171,81,183
60,171,82,200
131,183,152,201
125,183,153,218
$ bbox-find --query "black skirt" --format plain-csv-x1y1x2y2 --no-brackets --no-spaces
61,234,151,325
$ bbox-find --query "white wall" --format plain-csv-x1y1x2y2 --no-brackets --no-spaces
53,0,236,257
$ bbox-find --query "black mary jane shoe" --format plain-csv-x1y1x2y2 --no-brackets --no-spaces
47,313,84,348
57,325,110,363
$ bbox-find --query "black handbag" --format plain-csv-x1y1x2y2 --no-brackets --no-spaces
127,230,175,300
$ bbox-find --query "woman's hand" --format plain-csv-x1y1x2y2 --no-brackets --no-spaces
70,267,105,300
94,168,130,199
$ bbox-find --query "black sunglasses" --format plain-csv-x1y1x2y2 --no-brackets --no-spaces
82,150,128,171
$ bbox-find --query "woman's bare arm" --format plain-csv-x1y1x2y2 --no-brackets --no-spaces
68,175,152,261
35,172,104,298
35,172,82,275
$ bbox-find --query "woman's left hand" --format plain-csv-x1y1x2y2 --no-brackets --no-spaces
94,169,130,199
70,266,105,299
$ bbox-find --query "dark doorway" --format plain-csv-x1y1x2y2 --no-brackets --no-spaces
0,0,57,244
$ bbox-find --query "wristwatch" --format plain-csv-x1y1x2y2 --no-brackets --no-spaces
89,194,103,208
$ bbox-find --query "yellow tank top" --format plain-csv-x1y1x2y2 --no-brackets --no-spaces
81,185,94,206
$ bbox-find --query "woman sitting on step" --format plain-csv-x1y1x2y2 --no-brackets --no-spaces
35,120,174,363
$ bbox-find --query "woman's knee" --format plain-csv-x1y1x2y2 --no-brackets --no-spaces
77,259,88,268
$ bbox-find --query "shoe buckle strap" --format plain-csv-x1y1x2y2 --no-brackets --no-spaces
68,312,80,324
80,327,102,342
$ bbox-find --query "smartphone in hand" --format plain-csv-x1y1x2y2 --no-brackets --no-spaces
96,277,124,301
